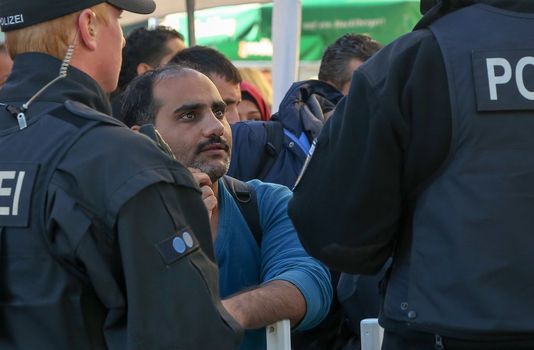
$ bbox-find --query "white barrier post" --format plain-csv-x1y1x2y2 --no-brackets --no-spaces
271,0,302,113
360,318,384,350
266,319,291,350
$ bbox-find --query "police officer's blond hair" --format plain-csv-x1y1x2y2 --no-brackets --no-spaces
5,3,110,60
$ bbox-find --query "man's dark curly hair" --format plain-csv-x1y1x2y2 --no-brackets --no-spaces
169,46,241,84
318,33,382,92
118,26,184,92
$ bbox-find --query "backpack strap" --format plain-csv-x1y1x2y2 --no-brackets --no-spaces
257,121,284,180
221,176,262,247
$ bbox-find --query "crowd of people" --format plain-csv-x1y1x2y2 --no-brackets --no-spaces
1,0,534,349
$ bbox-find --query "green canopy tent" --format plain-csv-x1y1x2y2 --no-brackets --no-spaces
161,0,421,62
122,0,421,110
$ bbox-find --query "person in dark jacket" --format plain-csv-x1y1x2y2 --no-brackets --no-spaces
289,0,534,349
229,79,343,189
228,33,381,189
0,1,241,349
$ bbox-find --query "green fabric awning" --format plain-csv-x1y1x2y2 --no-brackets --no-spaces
162,0,421,62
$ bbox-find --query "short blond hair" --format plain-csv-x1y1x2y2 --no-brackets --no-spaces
5,3,109,60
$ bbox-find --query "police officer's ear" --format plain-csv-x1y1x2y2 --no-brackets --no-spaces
78,9,98,51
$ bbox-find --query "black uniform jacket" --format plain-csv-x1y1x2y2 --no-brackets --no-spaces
289,0,534,275
288,0,534,338
0,53,241,349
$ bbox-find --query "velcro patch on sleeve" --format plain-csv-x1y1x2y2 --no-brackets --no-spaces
155,228,200,266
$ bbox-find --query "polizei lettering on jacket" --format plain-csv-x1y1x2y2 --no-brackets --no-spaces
0,14,24,26
0,171,26,216
0,163,38,227
473,49,534,111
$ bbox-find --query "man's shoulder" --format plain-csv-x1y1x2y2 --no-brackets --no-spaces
57,120,195,220
39,101,175,171
79,123,173,163
220,177,291,222
230,120,270,141
228,121,280,181
359,29,439,86
246,179,290,195
246,179,292,213
73,122,191,189
221,177,291,209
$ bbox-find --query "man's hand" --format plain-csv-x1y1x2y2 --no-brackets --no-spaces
188,168,217,219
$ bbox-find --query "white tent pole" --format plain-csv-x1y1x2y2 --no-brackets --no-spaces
186,0,196,46
271,0,301,113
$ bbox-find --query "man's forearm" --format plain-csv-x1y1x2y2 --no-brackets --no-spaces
222,280,306,329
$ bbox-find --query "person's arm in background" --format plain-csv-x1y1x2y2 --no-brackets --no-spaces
223,182,332,330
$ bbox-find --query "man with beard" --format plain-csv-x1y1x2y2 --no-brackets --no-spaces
119,65,332,350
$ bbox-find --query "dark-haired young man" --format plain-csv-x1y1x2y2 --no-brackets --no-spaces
319,33,382,95
170,46,242,124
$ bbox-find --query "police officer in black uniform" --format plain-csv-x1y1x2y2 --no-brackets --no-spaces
0,1,241,349
289,0,534,349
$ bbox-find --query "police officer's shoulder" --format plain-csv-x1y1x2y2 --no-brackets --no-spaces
65,100,124,127
358,29,438,87
81,123,178,171
59,100,198,194
62,101,172,164
57,112,198,227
